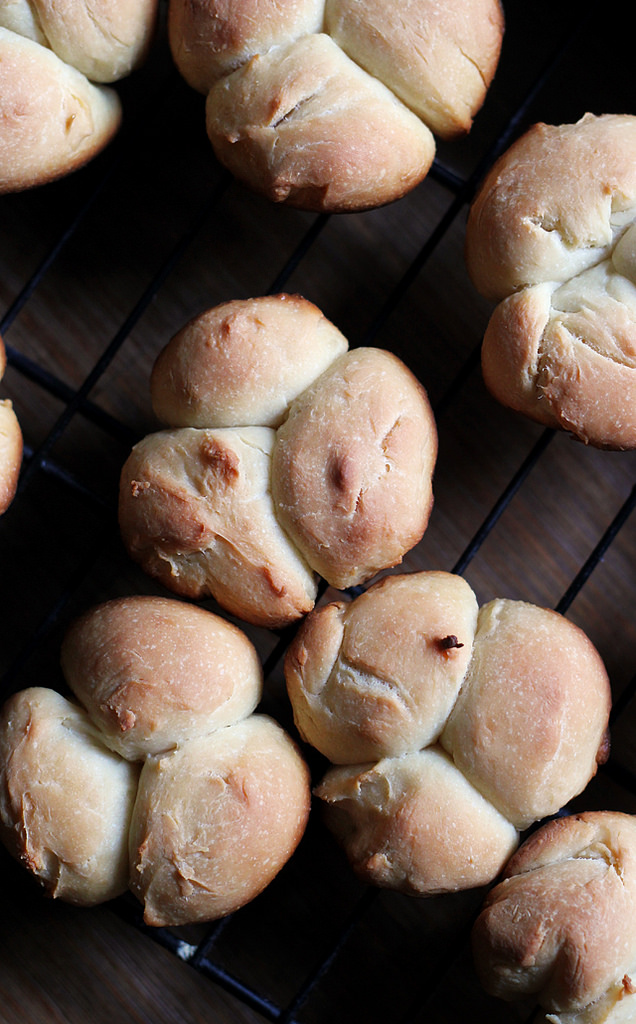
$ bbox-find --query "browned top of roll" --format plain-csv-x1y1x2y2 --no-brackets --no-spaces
0,687,139,905
205,32,437,212
472,811,636,1014
151,293,349,429
118,426,318,628
465,113,636,303
129,714,311,925
326,0,504,140
60,595,263,759
272,347,438,589
441,598,611,830
285,570,478,763
0,0,158,82
0,27,122,194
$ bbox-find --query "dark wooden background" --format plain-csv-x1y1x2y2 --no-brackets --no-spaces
1,4,634,1022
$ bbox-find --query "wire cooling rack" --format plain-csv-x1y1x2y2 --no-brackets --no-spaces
1,4,635,1022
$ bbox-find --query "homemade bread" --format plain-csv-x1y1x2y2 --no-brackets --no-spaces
0,597,311,924
0,686,139,905
119,295,438,627
150,294,349,430
59,595,263,759
0,0,158,82
130,714,311,925
0,336,22,514
0,0,158,193
168,0,504,211
472,811,636,1022
0,27,122,194
287,571,611,895
465,113,636,449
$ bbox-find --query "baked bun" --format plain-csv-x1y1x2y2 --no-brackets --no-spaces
0,27,121,194
130,714,311,925
0,596,311,924
0,336,22,514
0,0,158,83
0,1,158,194
0,687,139,905
286,571,611,895
150,293,349,429
315,748,519,896
59,595,262,759
464,113,636,450
168,0,504,212
119,295,437,627
118,426,319,628
472,811,636,1022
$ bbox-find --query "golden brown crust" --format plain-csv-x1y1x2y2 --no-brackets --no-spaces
481,269,636,450
1,0,159,82
0,27,122,194
150,294,348,429
121,296,437,627
465,114,636,450
291,573,612,895
272,347,438,588
472,811,636,1015
285,571,478,763
0,687,139,905
466,114,636,302
171,0,504,210
60,596,263,759
205,33,437,213
118,426,318,628
325,0,504,139
441,599,612,829
0,597,312,923
168,0,324,94
315,747,518,896
0,335,23,514
129,715,311,925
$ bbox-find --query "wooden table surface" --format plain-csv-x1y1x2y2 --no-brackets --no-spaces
1,5,635,1023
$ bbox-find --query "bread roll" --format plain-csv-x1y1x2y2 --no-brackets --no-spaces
129,714,311,925
205,32,436,212
271,347,438,588
325,0,504,139
0,0,159,82
472,811,636,1020
465,114,636,303
315,747,518,896
0,335,22,515
480,266,636,450
0,27,122,194
168,0,324,94
0,687,139,905
464,113,636,450
60,596,263,759
118,426,318,628
150,294,349,430
120,295,437,627
170,0,504,211
0,596,312,923
288,572,611,895
441,598,611,830
285,571,478,763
